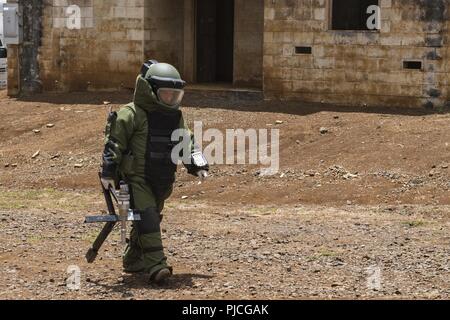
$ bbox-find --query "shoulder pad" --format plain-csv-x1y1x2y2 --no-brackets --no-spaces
123,103,137,114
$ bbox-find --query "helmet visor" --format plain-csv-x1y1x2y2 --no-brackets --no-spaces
157,88,185,107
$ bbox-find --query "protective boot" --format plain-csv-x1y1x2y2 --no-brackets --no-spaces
136,207,172,283
152,268,172,284
123,227,145,273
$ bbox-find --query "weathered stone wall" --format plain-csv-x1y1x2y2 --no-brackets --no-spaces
21,0,43,94
233,0,264,88
6,45,20,96
28,0,185,92
144,0,184,73
9,0,449,109
6,0,43,95
263,0,450,109
39,0,145,92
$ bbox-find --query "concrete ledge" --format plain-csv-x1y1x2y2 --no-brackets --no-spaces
185,83,263,103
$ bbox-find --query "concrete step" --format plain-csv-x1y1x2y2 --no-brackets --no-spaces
184,84,263,104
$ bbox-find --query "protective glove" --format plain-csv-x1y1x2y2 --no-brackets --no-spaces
101,177,115,190
186,163,210,176
197,170,208,180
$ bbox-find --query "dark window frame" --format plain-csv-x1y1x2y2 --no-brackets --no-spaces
330,0,380,31
403,60,423,71
0,48,7,59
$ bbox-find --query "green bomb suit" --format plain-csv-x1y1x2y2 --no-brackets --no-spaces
101,64,205,280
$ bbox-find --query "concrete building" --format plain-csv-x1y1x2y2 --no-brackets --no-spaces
6,0,450,109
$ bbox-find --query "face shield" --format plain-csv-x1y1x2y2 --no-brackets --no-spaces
157,88,185,107
145,75,187,109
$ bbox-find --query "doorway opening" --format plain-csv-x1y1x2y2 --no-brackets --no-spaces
196,0,234,83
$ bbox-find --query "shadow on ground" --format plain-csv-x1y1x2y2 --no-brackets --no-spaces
89,273,214,294
13,90,134,106
10,90,449,117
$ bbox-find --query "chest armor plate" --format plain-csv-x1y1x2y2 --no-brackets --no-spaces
145,110,182,186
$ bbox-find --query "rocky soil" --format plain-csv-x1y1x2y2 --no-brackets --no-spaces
0,91,449,299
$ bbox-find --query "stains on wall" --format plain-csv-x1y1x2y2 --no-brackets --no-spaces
263,0,450,109
38,0,144,92
420,0,446,23
419,0,448,109
143,0,184,72
234,0,264,88
21,0,43,94
8,0,450,109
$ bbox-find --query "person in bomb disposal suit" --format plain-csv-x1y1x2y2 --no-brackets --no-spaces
101,60,209,284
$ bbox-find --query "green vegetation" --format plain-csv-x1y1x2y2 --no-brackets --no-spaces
0,188,98,211
404,220,426,228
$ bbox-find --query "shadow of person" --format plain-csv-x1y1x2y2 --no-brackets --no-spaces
89,272,214,294
13,89,448,117
154,273,214,290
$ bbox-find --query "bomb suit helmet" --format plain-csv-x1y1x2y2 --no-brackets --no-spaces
140,60,186,110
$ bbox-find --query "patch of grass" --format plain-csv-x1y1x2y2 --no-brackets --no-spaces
246,207,278,216
306,248,340,262
0,201,27,210
0,188,97,211
403,220,426,228
317,248,338,257
306,255,318,262
27,235,46,244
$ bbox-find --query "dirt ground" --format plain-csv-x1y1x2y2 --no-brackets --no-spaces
0,90,449,300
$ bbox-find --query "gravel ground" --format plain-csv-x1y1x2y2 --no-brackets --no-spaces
1,198,449,300
0,91,449,299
